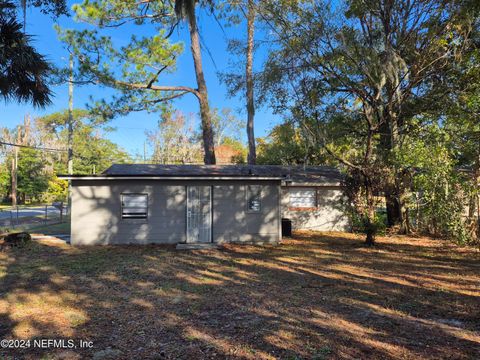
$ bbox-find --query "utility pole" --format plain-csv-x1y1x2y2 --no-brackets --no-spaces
11,125,22,207
67,53,74,211
144,141,147,163
11,146,17,207
68,53,74,175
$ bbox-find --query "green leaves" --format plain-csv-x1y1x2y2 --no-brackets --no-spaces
56,0,186,121
0,4,52,107
258,0,480,242
36,109,131,175
17,147,50,200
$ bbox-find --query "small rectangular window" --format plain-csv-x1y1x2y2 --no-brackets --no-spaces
121,194,148,219
289,188,317,208
246,185,262,213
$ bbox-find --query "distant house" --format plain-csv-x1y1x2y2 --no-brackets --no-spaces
60,165,349,246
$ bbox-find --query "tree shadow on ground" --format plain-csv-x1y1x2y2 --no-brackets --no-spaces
0,231,479,359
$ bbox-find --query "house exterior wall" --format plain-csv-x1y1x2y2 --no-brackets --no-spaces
281,186,350,232
70,179,280,245
212,183,280,244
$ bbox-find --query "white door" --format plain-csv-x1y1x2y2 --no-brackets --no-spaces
186,186,212,243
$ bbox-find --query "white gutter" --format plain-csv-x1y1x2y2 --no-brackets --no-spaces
60,176,284,181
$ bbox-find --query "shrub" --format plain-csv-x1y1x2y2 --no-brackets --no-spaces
1,232,31,248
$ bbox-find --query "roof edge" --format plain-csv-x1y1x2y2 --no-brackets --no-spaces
59,175,284,181
284,181,343,187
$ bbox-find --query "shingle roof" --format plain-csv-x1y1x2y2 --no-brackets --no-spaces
102,164,344,185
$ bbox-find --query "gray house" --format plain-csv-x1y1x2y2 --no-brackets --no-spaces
61,165,348,246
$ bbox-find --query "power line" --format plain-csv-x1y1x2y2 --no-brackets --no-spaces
0,141,67,153
0,140,136,164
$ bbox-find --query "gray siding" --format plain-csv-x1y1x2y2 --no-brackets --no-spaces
212,184,280,244
70,180,280,245
281,186,350,232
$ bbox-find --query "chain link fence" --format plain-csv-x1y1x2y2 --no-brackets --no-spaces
0,202,68,230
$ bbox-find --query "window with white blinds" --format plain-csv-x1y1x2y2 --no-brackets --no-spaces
288,188,317,208
121,194,148,219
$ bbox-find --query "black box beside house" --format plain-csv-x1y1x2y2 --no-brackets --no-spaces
281,218,292,237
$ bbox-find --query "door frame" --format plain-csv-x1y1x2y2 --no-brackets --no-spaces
186,185,213,243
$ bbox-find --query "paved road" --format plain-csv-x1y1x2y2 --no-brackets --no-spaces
0,206,67,220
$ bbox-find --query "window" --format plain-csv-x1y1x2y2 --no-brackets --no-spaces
246,185,262,212
289,188,317,208
121,194,148,219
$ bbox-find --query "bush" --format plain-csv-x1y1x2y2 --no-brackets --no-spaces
351,210,387,236
1,232,31,248
412,173,473,245
42,177,68,203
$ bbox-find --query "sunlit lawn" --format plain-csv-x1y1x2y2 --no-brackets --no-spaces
0,217,70,235
28,220,71,235
0,231,479,359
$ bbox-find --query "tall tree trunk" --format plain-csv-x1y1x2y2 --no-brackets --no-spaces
379,121,401,227
396,175,410,234
385,188,400,226
468,153,480,239
389,110,409,234
187,7,216,164
246,0,256,165
364,176,376,246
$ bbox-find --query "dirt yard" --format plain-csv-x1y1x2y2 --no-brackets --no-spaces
0,231,479,359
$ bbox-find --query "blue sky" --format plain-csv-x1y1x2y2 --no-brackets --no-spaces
2,2,281,158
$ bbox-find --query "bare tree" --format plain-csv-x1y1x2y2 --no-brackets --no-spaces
175,0,216,164
147,111,202,164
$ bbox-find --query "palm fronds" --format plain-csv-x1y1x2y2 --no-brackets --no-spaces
0,2,52,107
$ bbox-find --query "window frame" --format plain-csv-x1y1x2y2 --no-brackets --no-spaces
121,193,149,220
245,185,262,213
288,187,318,210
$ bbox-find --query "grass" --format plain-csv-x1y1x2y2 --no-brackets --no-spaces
28,221,71,235
0,217,70,235
0,231,479,359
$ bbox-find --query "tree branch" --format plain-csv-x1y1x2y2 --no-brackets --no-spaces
106,79,200,99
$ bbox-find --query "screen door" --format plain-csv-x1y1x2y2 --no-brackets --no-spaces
186,186,212,243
